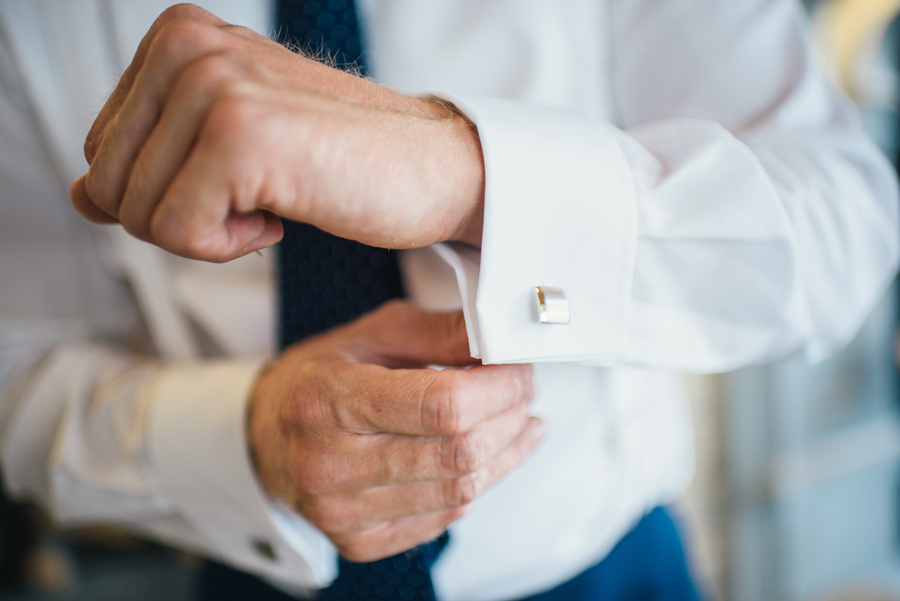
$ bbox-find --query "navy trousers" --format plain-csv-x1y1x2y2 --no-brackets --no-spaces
197,507,702,601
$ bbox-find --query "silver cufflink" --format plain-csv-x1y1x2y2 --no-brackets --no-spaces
535,286,570,324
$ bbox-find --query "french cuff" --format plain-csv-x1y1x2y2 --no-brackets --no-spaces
435,95,638,364
146,358,337,589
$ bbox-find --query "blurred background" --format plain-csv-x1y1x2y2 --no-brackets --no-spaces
679,1,900,600
3,0,900,600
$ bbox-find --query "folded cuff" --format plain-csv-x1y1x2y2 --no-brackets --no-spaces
435,95,638,364
146,358,337,588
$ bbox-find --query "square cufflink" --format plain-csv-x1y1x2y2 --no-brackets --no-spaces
535,286,570,324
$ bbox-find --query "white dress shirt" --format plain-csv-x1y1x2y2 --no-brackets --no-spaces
0,1,896,600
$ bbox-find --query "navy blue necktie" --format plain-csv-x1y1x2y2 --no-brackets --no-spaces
275,1,449,599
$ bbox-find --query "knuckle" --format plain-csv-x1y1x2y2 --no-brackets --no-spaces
331,405,355,433
446,431,483,475
378,449,405,483
178,52,237,92
157,3,206,23
423,373,464,436
445,473,479,508
329,398,356,434
314,361,357,432
150,22,198,64
434,389,462,436
148,213,215,261
207,87,259,130
83,170,114,213
516,365,535,403
195,90,263,162
151,17,219,63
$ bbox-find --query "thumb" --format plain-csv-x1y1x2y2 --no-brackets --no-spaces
70,175,120,224
360,301,478,368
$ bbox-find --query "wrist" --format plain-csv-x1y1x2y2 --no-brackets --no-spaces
417,96,486,248
247,359,294,505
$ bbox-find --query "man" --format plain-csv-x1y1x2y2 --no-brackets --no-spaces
1,1,897,600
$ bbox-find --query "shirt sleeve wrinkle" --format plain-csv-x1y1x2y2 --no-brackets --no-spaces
0,341,335,589
446,0,899,370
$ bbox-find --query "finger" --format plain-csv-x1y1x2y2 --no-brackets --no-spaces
355,303,477,368
311,417,546,535
85,15,234,220
152,206,283,262
117,51,250,240
230,210,285,261
312,402,531,492
84,4,227,162
70,176,120,224
336,362,535,436
369,401,532,485
330,508,466,563
365,416,545,521
146,123,286,261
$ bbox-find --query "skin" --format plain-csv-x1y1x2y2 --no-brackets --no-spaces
70,4,486,261
70,5,541,561
251,301,543,562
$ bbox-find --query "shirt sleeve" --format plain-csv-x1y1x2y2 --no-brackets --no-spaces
0,1,339,588
0,341,338,590
432,0,899,371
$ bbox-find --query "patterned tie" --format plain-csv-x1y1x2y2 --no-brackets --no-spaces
275,1,449,600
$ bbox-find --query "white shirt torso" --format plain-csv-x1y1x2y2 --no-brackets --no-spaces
0,1,896,600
